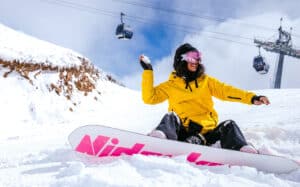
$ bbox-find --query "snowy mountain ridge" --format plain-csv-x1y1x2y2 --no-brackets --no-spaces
0,23,124,120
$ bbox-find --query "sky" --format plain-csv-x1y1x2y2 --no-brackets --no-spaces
1,0,300,90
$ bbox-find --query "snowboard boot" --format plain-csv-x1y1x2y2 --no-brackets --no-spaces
185,134,205,145
240,144,258,154
148,130,167,139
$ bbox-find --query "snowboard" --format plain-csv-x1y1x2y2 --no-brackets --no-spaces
68,125,300,174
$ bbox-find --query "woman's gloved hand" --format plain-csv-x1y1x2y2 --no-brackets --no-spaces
139,55,153,70
251,95,270,105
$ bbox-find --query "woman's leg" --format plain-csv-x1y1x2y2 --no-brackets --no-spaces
205,120,248,150
149,112,181,140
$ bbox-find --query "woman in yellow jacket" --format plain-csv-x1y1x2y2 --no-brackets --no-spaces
140,43,270,153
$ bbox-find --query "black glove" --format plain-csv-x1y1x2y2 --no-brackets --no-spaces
139,55,153,70
251,95,265,104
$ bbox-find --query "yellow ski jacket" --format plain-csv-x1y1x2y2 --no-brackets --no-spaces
142,70,256,134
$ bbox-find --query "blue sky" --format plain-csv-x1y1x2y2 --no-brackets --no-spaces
1,0,300,90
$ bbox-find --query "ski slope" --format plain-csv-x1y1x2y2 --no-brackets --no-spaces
0,78,299,187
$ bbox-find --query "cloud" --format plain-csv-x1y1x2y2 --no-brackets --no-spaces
123,5,300,90
186,12,300,90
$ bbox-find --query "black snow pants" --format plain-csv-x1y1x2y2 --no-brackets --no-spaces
155,112,248,151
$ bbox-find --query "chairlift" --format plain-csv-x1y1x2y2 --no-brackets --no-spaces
253,46,269,74
116,12,133,40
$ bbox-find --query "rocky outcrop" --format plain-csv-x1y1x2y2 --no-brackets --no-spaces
0,57,105,101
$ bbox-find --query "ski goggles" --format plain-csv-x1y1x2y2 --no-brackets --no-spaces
181,51,202,64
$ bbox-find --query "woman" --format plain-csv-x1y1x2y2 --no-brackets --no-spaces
139,43,270,153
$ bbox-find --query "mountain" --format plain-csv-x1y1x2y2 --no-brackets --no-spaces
0,23,299,187
0,23,125,124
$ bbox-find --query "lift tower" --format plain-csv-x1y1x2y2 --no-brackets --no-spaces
254,21,300,88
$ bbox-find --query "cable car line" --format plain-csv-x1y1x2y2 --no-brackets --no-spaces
39,0,259,44
124,16,253,46
41,0,118,18
111,0,300,39
41,0,296,48
125,14,254,41
112,0,229,23
112,0,276,32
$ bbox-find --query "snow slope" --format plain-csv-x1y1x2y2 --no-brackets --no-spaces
0,83,299,187
0,23,299,187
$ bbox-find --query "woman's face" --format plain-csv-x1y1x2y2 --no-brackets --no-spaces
187,61,199,72
182,51,201,72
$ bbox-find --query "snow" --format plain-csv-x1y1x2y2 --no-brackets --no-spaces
0,23,299,187
0,23,84,67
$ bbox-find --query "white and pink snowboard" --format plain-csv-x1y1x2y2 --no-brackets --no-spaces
68,125,300,174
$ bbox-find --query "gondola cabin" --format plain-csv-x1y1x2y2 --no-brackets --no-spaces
253,55,269,74
116,23,133,40
116,12,133,40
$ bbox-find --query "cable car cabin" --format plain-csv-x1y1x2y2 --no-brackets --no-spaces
116,23,133,40
253,55,269,74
